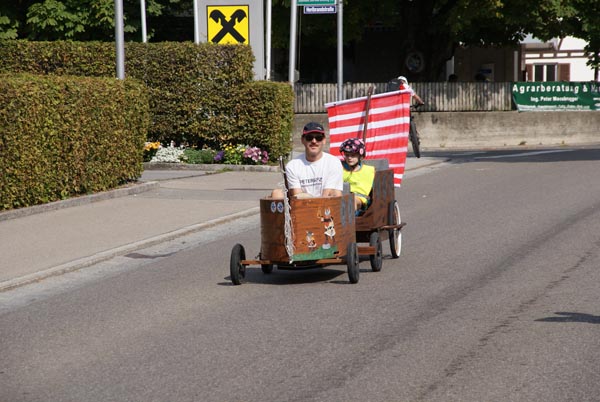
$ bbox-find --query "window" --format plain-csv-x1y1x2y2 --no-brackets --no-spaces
533,64,557,81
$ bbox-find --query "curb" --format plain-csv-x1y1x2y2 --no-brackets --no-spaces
0,207,260,292
143,162,280,172
0,181,160,222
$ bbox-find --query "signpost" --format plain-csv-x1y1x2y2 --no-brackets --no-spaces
289,0,343,100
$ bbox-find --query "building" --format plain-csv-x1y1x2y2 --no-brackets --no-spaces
521,35,596,82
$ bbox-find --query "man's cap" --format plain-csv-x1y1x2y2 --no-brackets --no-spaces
302,122,325,135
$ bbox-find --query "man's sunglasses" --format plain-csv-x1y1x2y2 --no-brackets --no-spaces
303,133,325,142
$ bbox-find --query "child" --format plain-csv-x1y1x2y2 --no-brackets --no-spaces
339,138,375,214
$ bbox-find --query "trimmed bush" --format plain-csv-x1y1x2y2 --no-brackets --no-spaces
0,73,149,210
0,40,293,159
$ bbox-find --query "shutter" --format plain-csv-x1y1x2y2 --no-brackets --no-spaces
526,65,533,81
558,63,570,81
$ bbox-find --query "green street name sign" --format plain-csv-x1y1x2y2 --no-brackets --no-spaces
298,0,336,5
512,82,600,111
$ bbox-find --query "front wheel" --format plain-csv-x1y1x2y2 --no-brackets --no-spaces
346,243,360,284
388,201,402,258
230,244,246,285
261,264,274,274
409,119,421,158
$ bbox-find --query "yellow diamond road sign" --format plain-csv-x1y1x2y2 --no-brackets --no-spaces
207,6,249,44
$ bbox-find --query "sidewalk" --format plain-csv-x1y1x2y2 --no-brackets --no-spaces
0,156,447,291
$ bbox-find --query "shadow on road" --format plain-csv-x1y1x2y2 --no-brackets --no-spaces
535,311,600,324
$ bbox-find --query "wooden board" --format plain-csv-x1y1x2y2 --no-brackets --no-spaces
260,194,356,263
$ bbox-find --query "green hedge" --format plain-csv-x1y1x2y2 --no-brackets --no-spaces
0,40,294,159
0,73,149,210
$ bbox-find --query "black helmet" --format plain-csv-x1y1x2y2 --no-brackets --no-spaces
339,137,366,157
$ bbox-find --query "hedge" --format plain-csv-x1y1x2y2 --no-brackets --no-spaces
0,73,149,210
0,40,294,159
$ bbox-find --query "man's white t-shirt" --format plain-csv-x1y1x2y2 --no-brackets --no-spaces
286,152,343,197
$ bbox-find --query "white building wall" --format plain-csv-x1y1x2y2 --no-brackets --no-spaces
523,36,595,82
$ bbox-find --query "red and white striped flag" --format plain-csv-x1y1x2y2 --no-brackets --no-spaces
325,90,411,187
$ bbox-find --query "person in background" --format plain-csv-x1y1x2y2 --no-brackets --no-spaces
397,75,425,106
339,138,375,214
271,122,343,199
448,73,458,82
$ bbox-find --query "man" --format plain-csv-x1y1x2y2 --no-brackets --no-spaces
397,76,425,105
272,122,343,198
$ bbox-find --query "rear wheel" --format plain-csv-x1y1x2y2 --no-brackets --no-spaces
369,231,383,272
388,201,402,258
346,243,360,284
409,119,421,158
230,244,246,285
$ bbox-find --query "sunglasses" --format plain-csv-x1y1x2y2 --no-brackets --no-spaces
303,133,325,142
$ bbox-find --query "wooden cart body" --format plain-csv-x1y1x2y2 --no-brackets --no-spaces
355,161,397,242
259,193,356,264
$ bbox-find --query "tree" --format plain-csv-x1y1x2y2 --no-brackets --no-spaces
0,0,187,41
270,0,600,82
3,0,598,81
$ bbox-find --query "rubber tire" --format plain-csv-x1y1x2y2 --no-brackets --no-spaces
261,264,274,274
230,244,246,285
369,231,383,272
388,201,402,258
347,242,360,284
409,120,421,158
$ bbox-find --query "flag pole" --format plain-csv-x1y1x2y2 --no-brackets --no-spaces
361,85,374,143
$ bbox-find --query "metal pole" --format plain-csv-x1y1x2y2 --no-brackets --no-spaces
337,0,343,100
193,0,200,44
140,0,147,42
289,0,297,84
266,0,272,80
115,0,125,79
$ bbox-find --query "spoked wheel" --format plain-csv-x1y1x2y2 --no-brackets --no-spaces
369,231,383,272
388,200,402,258
230,243,246,285
346,242,360,284
409,120,421,158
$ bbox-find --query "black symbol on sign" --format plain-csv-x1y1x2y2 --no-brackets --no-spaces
210,9,247,43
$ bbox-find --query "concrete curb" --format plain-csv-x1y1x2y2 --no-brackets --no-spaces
143,162,280,172
0,181,160,223
0,207,259,292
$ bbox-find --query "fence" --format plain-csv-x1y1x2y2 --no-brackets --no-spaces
293,82,514,113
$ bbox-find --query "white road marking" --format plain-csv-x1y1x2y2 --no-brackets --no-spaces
474,149,574,159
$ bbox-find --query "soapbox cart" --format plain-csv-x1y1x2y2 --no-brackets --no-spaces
229,159,404,285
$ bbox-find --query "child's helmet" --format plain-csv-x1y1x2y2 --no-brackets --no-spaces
339,138,366,157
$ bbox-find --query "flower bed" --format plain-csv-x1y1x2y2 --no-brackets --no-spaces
145,142,271,166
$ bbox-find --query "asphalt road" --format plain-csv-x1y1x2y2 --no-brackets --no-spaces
2,147,600,402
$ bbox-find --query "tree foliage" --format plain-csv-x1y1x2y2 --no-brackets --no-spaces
2,0,598,79
0,0,188,41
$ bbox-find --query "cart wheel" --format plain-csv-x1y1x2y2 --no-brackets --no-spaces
388,200,402,258
261,264,274,274
369,231,383,272
347,242,360,284
230,244,246,285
